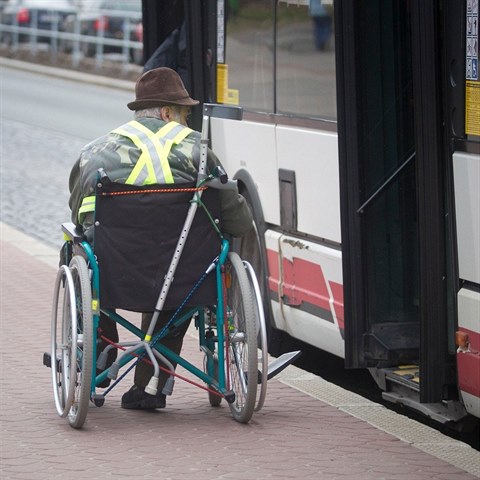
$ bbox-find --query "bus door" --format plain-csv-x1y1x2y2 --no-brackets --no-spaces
337,0,462,413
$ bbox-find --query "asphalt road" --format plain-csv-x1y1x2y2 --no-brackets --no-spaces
0,65,134,248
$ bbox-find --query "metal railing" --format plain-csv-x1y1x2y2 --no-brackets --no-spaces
0,9,143,69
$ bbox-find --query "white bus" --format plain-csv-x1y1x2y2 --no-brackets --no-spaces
142,0,480,428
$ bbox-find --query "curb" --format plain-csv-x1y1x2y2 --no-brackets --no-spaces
0,56,135,91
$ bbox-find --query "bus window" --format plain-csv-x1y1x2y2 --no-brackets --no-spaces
224,0,274,111
276,0,336,119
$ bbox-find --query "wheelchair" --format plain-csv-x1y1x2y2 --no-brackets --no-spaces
46,104,299,429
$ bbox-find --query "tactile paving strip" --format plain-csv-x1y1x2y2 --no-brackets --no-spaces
278,364,480,478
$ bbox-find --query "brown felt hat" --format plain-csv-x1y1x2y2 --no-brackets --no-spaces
127,67,199,110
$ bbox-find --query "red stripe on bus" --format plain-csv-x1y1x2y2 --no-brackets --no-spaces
266,248,344,324
281,256,331,311
457,328,480,398
329,281,344,330
267,249,280,294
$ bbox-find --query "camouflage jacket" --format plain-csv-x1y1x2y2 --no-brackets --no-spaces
69,116,252,237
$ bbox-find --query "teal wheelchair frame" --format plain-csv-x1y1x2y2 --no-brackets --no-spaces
51,227,266,429
47,104,299,429
47,104,275,429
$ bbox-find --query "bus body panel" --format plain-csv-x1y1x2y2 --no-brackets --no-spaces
211,118,341,244
457,288,480,418
265,230,344,358
141,0,480,425
210,118,280,226
275,126,341,242
453,152,480,285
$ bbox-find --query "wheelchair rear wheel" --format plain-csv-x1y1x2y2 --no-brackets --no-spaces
243,261,268,412
225,252,258,423
51,256,93,428
67,256,94,428
51,265,77,419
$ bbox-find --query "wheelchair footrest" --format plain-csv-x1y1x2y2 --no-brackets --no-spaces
267,350,302,380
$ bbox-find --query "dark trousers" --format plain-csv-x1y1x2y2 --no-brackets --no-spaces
99,310,191,391
134,311,191,390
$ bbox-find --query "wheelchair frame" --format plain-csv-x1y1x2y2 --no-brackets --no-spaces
49,104,270,428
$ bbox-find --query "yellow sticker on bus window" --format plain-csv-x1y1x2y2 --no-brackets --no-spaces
465,80,480,136
226,89,239,105
217,64,239,105
217,63,228,104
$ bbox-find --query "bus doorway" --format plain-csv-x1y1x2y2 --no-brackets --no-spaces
338,0,467,423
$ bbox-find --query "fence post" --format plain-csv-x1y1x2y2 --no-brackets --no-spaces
12,12,19,51
95,16,105,69
72,16,81,68
122,16,130,73
30,9,38,57
51,10,59,62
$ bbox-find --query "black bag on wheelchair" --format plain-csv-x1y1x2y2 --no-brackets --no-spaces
93,181,222,312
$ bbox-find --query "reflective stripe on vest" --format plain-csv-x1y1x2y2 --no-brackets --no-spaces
112,120,193,186
78,195,96,223
77,120,193,223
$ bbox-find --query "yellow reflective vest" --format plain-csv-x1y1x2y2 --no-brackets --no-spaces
78,120,194,223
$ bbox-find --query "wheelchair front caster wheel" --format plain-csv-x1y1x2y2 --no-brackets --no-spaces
92,394,105,407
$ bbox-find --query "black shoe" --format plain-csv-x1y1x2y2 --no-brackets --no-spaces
121,385,166,410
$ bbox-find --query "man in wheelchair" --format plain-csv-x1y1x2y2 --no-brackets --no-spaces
67,67,253,410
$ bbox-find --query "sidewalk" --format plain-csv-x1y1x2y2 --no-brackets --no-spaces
1,222,479,480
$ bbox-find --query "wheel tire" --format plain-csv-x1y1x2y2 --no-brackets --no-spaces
243,261,268,412
66,256,93,428
225,252,258,423
51,265,77,418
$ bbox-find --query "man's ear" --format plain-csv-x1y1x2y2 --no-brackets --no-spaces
160,106,171,121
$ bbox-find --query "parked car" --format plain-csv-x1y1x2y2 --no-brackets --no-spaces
61,0,143,64
0,0,77,45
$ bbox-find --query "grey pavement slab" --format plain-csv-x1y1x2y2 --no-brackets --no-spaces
1,223,479,480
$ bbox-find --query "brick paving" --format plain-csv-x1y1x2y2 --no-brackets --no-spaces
1,56,479,480
1,232,479,480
